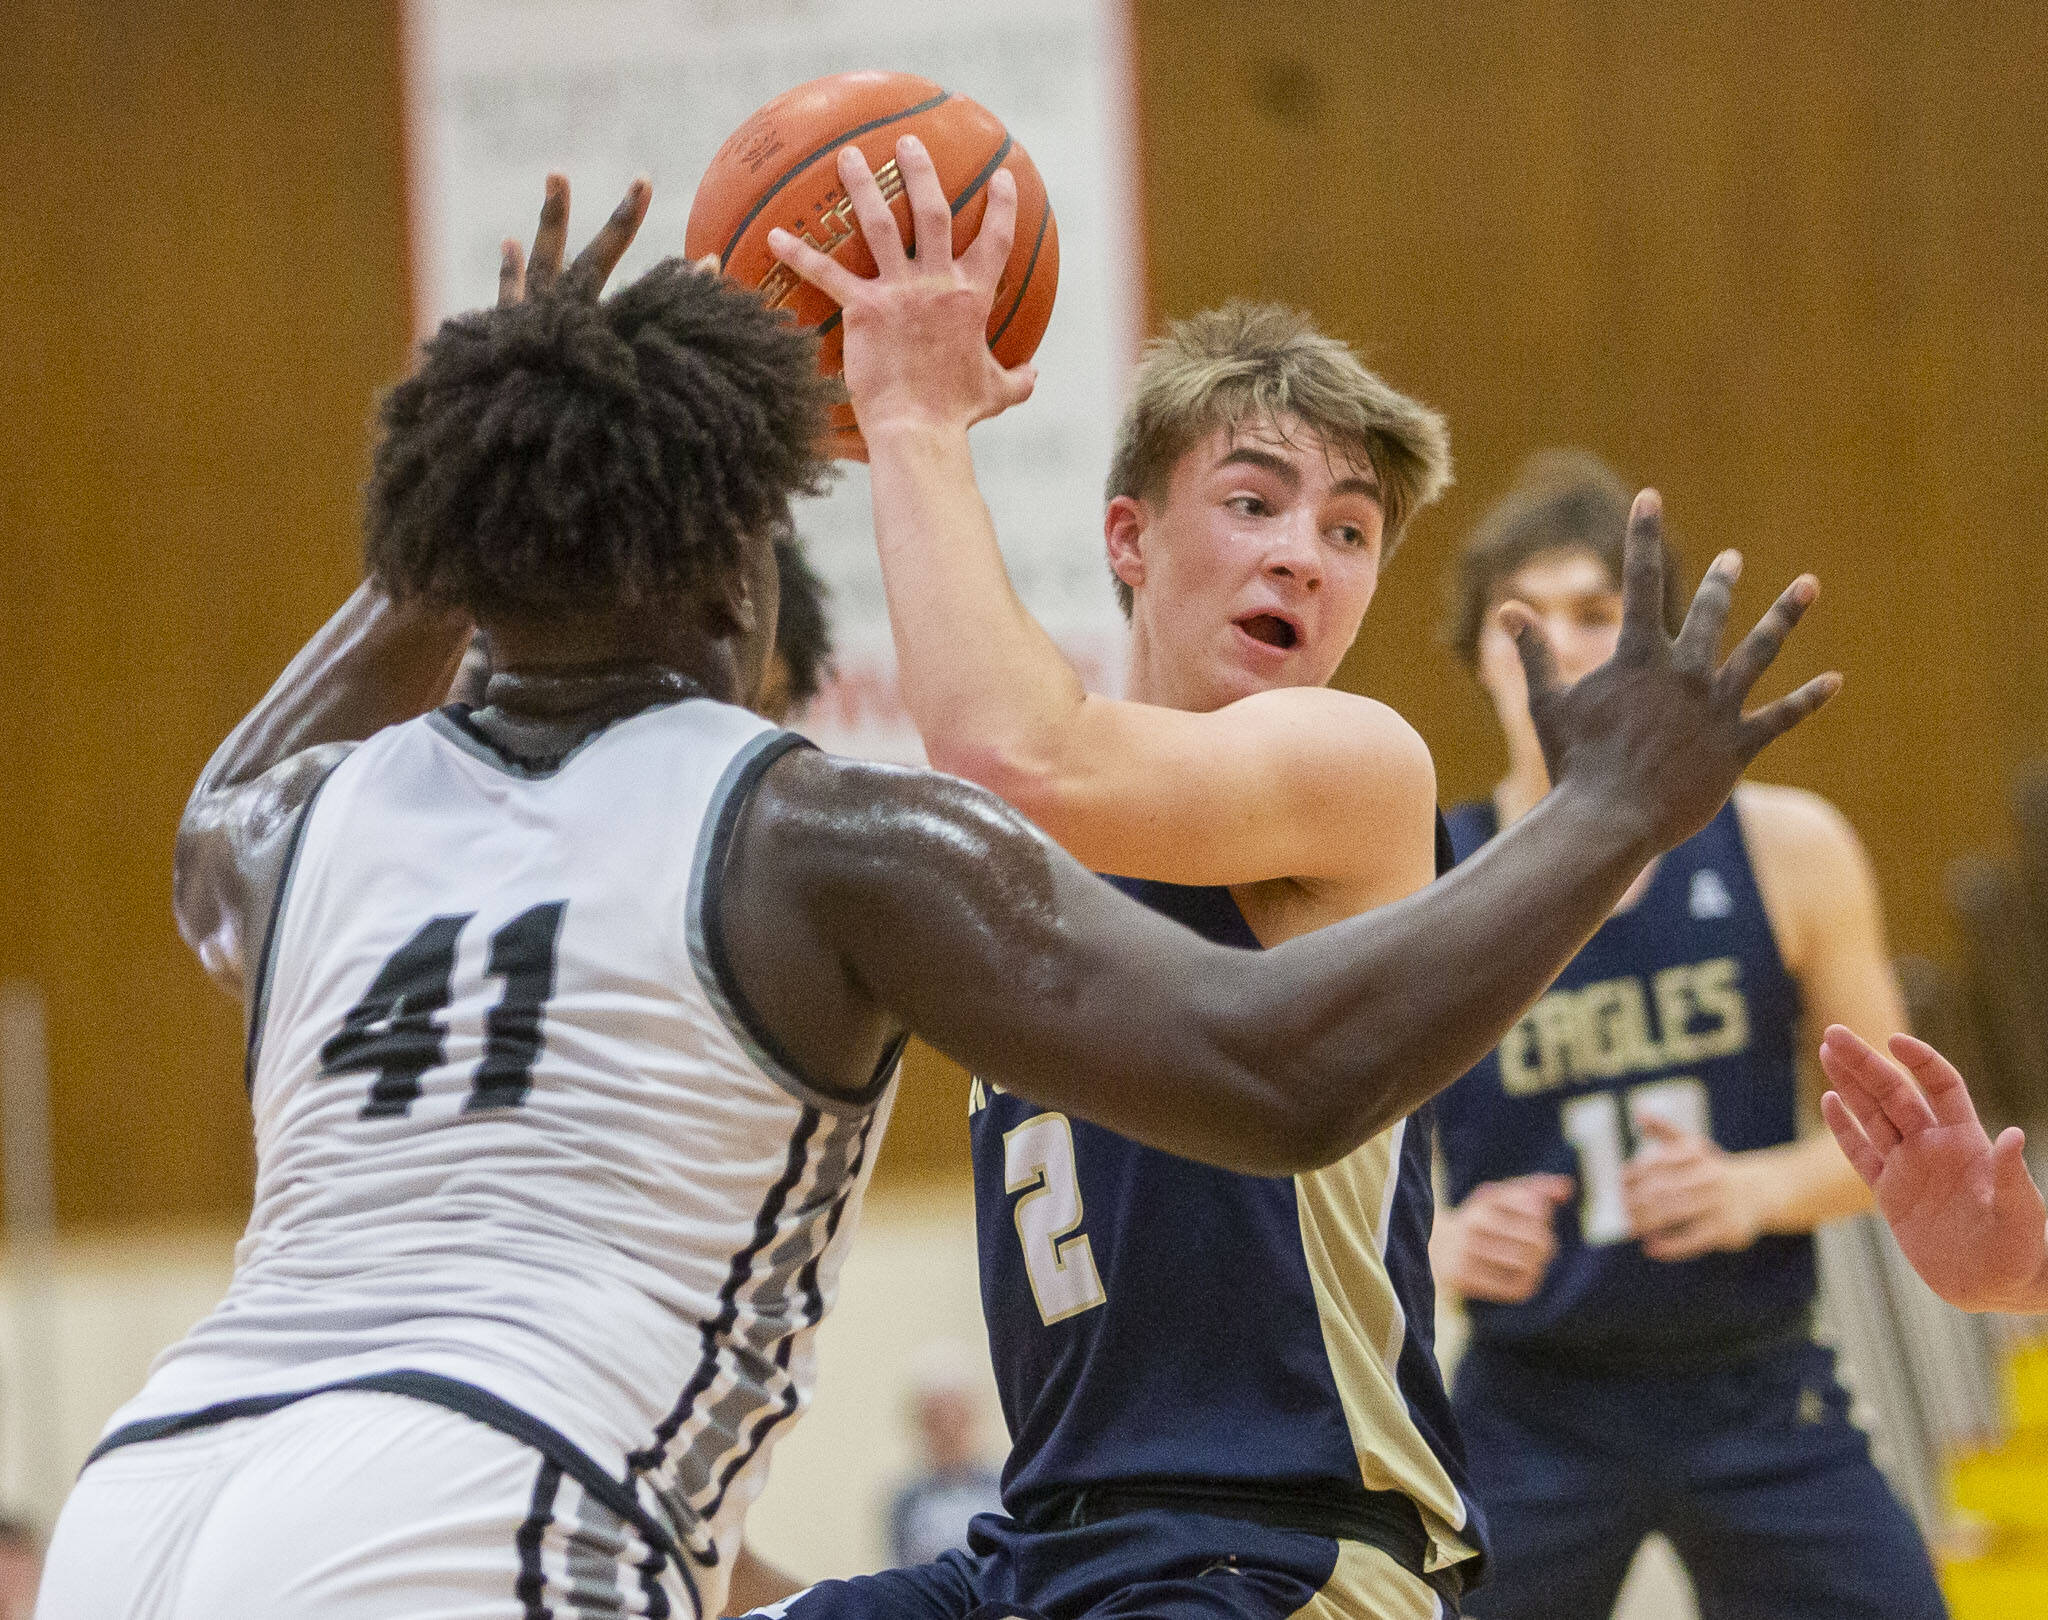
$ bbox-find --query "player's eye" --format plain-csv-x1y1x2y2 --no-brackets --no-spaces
1226,494,1268,517
1330,524,1367,549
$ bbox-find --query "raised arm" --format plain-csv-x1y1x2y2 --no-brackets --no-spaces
175,588,473,997
766,140,1422,889
727,511,1839,1173
177,175,652,999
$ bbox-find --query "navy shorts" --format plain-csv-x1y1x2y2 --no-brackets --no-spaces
1451,1337,1946,1620
757,1507,1456,1620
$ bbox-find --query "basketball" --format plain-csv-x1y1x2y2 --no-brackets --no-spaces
686,70,1059,459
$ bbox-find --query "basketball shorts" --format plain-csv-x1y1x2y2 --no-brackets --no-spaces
1450,1337,1947,1620
37,1390,694,1620
749,1506,1454,1620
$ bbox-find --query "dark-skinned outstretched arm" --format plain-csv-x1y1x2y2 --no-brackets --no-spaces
727,496,1840,1176
734,750,1652,1174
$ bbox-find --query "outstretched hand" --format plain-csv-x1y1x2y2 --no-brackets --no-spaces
766,136,1037,440
497,172,653,308
1506,491,1839,856
1819,1024,2048,1312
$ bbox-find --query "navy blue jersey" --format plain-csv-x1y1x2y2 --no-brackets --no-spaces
968,872,1482,1581
1438,797,1812,1360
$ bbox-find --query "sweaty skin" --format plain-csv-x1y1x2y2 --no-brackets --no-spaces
179,179,1839,1192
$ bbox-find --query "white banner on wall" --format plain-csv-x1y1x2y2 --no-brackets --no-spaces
405,0,1140,761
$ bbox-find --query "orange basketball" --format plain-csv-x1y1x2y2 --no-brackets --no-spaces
686,70,1059,460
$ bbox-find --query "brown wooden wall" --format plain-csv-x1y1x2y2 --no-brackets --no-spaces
6,1,2046,1222
1133,0,2048,943
2,2,414,1225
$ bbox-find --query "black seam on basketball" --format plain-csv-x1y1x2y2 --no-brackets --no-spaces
811,132,1016,343
988,195,1052,350
718,90,953,267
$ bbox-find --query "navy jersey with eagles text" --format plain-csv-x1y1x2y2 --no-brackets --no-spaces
968,862,1483,1584
1438,798,1811,1361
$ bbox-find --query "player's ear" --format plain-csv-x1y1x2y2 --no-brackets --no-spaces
1104,495,1149,598
695,566,759,644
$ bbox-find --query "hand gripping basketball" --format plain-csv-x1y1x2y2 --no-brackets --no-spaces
768,138,1039,443
1504,491,1841,855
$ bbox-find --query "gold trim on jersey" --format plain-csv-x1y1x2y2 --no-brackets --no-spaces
1293,1119,1478,1577
1287,1538,1444,1620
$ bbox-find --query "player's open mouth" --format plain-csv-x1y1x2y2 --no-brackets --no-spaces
1235,613,1299,651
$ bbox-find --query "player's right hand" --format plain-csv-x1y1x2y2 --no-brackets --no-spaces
767,137,1037,442
1431,1174,1575,1305
1505,491,1839,857
497,172,653,309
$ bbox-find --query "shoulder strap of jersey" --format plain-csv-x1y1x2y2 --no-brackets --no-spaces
1441,799,1499,865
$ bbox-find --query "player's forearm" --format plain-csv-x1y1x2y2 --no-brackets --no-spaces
1739,1131,1874,1235
863,421,1088,784
1227,781,1659,1161
192,582,473,798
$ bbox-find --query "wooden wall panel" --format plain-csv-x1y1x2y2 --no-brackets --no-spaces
5,0,2044,1223
1133,0,2048,968
1,1,413,1225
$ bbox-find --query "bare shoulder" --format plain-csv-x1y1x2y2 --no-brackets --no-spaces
1224,688,1437,902
1230,686,1437,801
1734,780,1865,867
175,740,360,998
743,744,1057,903
1735,781,1880,961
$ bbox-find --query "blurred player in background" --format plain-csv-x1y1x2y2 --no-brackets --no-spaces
37,174,1826,1620
760,526,836,725
887,1343,1003,1567
1431,452,1945,1619
768,138,1835,1620
1820,1024,2048,1313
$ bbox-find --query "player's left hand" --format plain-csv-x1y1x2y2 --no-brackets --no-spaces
1623,1114,1769,1261
766,137,1037,440
497,172,653,308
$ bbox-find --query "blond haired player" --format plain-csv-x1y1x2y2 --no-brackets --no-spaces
766,139,1835,1619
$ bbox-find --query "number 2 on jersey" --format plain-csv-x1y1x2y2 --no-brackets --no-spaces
1560,1076,1711,1245
1004,1113,1107,1325
322,902,567,1120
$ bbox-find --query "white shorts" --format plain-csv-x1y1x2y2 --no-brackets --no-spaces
38,1390,696,1619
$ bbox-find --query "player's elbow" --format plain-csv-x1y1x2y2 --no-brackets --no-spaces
1188,998,1392,1174
928,733,1073,831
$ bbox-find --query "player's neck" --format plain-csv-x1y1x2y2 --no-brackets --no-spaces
1122,630,1211,713
482,610,744,709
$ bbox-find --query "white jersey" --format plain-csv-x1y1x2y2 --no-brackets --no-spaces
103,696,897,1616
